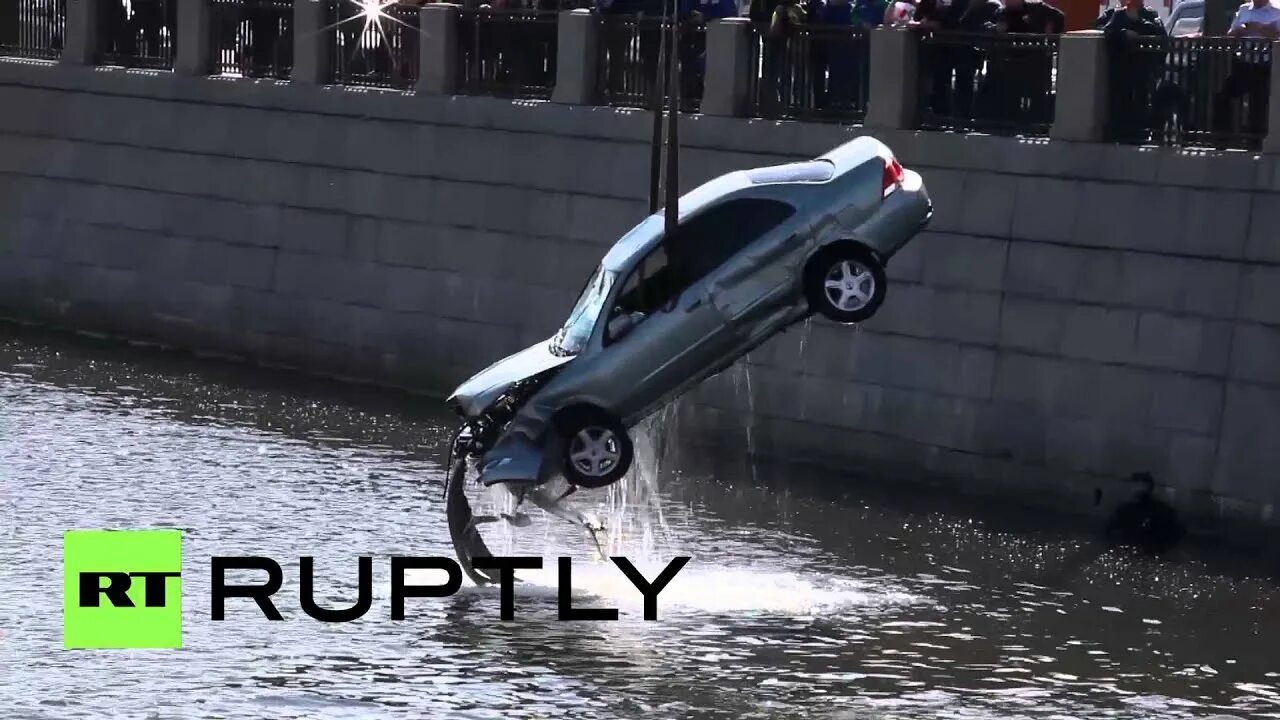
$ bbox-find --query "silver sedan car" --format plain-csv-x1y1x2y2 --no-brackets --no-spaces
444,136,931,579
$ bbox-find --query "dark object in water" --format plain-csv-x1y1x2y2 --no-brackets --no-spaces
1105,472,1186,554
446,457,501,586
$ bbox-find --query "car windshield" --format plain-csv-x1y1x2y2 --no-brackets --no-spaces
550,265,617,356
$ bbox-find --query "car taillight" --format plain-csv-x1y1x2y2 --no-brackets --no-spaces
882,157,905,197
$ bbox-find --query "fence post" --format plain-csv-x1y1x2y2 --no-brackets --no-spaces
1264,40,1280,153
1050,30,1108,142
552,9,598,105
418,3,459,95
293,0,331,84
61,0,99,66
865,28,918,130
175,0,214,76
703,17,751,117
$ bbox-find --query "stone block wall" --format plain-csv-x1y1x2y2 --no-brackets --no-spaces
1,60,1278,538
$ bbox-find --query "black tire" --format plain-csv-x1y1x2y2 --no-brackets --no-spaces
557,408,633,489
804,244,887,324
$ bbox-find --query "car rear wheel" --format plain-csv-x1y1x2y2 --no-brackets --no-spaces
805,245,887,324
558,409,633,489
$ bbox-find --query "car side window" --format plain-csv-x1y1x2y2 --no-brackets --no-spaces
605,199,794,345
666,199,796,286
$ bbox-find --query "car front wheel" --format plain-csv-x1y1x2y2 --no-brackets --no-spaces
558,409,633,489
805,246,887,324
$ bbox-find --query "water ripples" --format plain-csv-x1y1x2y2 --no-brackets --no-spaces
0,326,1277,719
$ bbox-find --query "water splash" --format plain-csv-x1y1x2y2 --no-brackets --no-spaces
797,316,814,365
513,562,926,617
601,408,678,560
732,358,759,485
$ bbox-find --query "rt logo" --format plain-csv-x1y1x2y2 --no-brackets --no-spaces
63,529,183,649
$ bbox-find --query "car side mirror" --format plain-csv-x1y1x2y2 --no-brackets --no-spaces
607,311,643,341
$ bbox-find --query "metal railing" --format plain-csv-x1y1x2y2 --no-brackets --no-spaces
917,31,1059,137
596,15,703,113
98,0,176,69
0,0,66,59
211,0,293,79
1106,35,1270,151
328,0,419,90
457,9,557,99
746,22,869,124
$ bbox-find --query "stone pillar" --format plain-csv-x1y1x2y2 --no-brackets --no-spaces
865,28,918,130
1264,40,1280,153
175,0,214,76
418,3,460,95
552,9,599,105
293,0,332,85
702,17,751,117
61,0,99,66
1050,31,1108,143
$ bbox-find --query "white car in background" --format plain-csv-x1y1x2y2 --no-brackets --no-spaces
1166,0,1204,35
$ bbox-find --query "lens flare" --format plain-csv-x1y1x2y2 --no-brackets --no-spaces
312,0,417,79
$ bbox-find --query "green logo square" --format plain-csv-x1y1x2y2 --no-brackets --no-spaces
63,529,183,649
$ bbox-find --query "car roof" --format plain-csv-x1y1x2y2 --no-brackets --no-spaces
599,136,889,272
600,171,753,271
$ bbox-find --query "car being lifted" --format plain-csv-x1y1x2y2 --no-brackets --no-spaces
443,135,932,585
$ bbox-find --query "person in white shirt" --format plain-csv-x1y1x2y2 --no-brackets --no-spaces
1214,0,1280,137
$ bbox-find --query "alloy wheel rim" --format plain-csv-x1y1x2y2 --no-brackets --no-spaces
823,260,875,312
569,427,620,477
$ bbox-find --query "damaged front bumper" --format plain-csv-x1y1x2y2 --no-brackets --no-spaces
475,424,561,486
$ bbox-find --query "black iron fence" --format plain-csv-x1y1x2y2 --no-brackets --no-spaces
0,0,66,59
328,0,419,90
211,0,292,79
1106,35,1270,151
98,0,176,69
596,15,703,112
457,8,557,99
917,31,1059,136
746,22,869,124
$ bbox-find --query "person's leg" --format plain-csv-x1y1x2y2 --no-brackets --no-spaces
1213,59,1248,134
1106,50,1135,140
954,52,979,122
928,46,952,117
165,0,178,58
1246,63,1270,137
640,20,663,102
810,35,829,111
138,1,160,59
604,19,629,100
247,5,273,75
1029,56,1053,125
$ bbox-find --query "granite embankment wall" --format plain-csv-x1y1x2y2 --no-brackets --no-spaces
1,59,1278,537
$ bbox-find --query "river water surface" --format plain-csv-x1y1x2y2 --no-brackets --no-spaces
0,324,1277,720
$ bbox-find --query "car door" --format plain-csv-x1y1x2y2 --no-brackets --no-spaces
697,198,801,338
592,239,726,421
592,199,803,419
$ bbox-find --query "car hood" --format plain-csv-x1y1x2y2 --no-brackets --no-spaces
447,338,574,417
